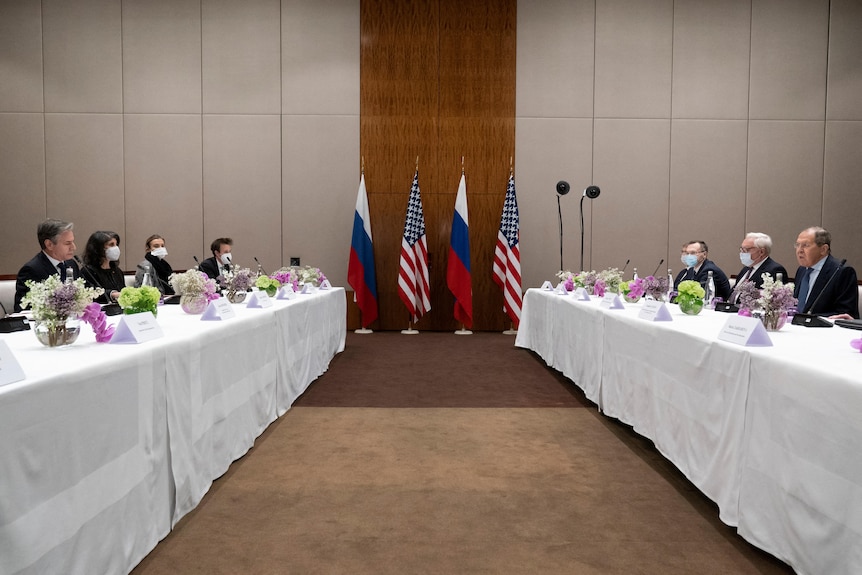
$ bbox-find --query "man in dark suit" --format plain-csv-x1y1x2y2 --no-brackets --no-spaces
792,226,859,318
14,219,81,312
729,232,788,303
198,237,234,280
673,240,731,302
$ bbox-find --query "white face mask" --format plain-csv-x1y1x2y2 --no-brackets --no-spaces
151,247,168,259
220,253,232,265
106,245,121,262
739,252,753,267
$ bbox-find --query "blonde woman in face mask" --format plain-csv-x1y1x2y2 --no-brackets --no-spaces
81,231,126,304
135,234,175,295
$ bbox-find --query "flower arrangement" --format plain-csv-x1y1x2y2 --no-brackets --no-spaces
271,267,299,291
255,275,281,297
117,286,161,316
80,302,115,342
620,277,646,302
170,269,219,301
739,273,796,331
220,266,256,293
597,268,623,294
676,280,705,315
557,268,622,294
642,275,669,301
298,265,327,286
19,276,105,346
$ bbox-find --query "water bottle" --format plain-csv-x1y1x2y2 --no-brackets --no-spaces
666,268,674,301
632,267,639,281
705,270,716,308
776,272,783,283
141,271,154,287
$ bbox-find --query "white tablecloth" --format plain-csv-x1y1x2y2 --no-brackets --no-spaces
516,288,862,575
0,287,345,575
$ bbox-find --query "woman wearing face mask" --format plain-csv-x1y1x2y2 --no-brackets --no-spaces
81,231,126,304
135,234,175,294
198,237,234,280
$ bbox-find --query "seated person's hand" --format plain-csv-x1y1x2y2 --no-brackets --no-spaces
828,313,854,320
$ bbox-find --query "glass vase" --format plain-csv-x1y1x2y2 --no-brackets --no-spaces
760,310,788,331
678,297,703,315
180,294,208,314
34,317,81,347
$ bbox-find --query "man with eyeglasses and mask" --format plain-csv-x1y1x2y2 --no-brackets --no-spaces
673,240,731,302
792,226,858,319
728,232,788,303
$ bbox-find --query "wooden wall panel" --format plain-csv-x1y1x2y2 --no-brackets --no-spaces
361,0,516,331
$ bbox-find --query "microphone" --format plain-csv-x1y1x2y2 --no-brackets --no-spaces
651,258,664,277
254,257,268,276
193,255,200,269
621,259,630,275
74,256,96,285
791,258,846,327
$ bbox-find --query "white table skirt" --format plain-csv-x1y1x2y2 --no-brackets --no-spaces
0,287,345,575
516,287,862,575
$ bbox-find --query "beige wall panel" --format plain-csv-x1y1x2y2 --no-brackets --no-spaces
282,0,359,116
124,115,203,271
202,115,282,270
669,120,748,277
592,119,670,275
44,114,126,267
594,0,673,119
123,0,202,114
826,0,862,121
822,121,862,268
516,0,595,119
514,118,592,288
282,115,359,287
0,114,46,275
671,0,751,120
749,0,829,120
42,0,122,113
202,0,281,114
0,0,43,112
746,120,825,272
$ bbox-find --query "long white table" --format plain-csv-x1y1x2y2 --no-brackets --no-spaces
0,288,346,575
516,288,862,575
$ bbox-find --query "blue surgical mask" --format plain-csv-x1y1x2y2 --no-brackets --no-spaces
739,252,753,267
682,254,699,268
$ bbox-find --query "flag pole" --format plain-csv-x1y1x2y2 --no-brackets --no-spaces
401,319,418,335
353,156,374,334
502,321,517,336
455,323,472,336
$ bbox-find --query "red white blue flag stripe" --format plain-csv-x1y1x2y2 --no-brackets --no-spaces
447,173,473,328
398,170,431,322
347,173,378,326
493,173,522,327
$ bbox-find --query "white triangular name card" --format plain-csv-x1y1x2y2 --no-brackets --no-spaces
319,279,331,290
638,300,673,322
110,312,163,344
246,290,273,308
202,298,236,321
300,283,316,294
0,341,26,387
717,315,773,347
599,293,625,309
573,287,591,301
277,284,296,300
540,280,554,291
554,282,568,295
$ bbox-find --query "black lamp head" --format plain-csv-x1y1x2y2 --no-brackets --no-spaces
583,185,601,199
556,181,571,196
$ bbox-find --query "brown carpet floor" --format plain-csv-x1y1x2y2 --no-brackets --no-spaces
132,331,794,575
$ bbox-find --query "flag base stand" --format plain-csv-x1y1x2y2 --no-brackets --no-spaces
502,329,517,335
401,329,419,335
354,328,373,334
454,329,472,335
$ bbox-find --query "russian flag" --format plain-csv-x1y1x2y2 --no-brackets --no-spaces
447,172,473,328
347,173,378,327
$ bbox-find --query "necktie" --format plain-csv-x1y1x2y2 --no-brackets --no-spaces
796,268,811,312
58,262,67,282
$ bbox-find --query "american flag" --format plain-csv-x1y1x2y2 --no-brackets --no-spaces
398,170,431,322
492,173,522,327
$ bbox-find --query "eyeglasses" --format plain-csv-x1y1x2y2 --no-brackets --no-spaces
681,250,703,255
794,242,818,250
739,246,758,253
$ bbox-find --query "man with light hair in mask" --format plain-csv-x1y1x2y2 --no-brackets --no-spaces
728,232,788,303
199,237,234,280
673,240,731,302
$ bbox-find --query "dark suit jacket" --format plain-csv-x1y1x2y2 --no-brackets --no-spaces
198,256,228,280
674,259,731,302
14,252,81,312
733,257,788,290
793,254,859,318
